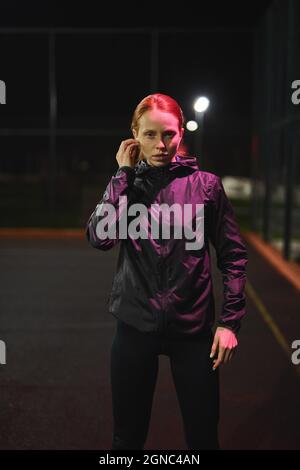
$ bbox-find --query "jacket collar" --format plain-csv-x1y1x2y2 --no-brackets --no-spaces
134,154,199,176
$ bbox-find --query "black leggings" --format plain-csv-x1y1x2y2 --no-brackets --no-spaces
110,319,220,450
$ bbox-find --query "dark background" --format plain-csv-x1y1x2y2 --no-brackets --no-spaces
0,1,271,178
2,0,299,262
1,0,300,453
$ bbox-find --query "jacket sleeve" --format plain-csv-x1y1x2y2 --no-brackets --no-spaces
85,166,136,250
207,175,248,334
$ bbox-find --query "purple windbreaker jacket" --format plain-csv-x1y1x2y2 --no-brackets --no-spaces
86,154,248,337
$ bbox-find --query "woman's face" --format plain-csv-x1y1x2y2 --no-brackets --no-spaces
133,109,184,167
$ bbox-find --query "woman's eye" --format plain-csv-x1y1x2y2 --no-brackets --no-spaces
146,132,174,137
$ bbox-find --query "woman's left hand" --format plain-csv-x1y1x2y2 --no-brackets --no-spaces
210,327,238,370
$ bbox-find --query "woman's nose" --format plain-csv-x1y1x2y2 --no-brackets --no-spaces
157,139,166,148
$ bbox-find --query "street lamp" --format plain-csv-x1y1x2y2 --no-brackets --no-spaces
193,96,210,168
186,120,198,132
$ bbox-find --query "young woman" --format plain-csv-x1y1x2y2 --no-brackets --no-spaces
86,93,248,450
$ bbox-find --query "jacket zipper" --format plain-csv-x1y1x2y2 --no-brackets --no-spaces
157,166,167,334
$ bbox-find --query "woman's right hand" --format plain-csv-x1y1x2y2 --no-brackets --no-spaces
116,139,141,169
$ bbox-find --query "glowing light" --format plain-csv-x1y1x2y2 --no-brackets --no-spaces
186,120,198,132
194,96,210,113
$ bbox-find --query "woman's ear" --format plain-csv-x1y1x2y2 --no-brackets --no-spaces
132,129,137,139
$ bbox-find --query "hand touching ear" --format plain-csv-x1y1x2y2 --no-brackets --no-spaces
116,139,141,168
